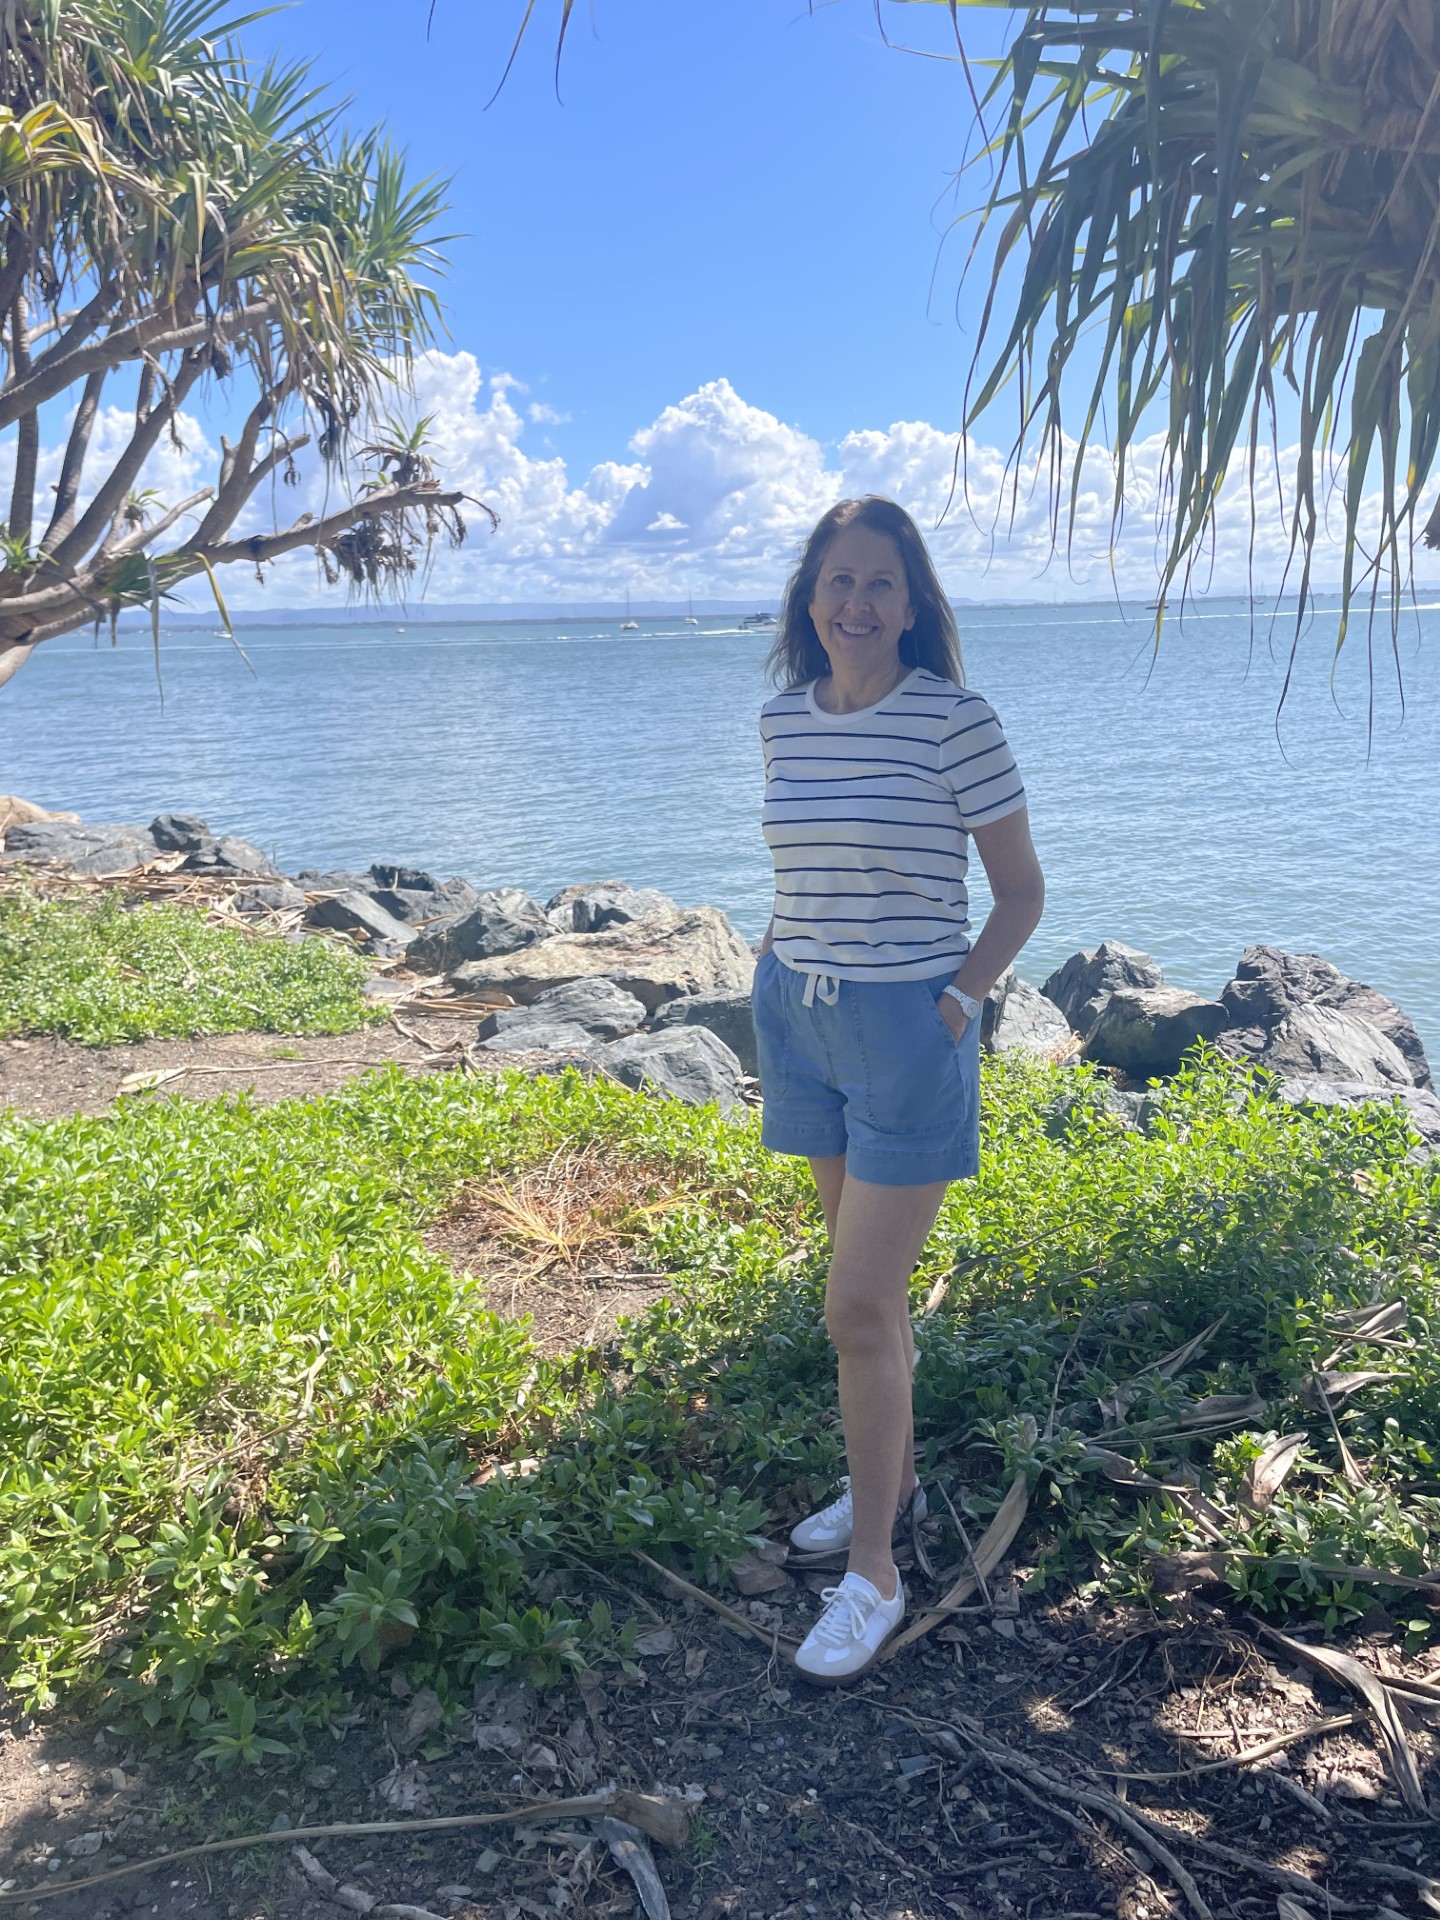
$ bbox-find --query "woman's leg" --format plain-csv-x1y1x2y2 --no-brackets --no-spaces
825,1174,947,1594
808,1158,920,1507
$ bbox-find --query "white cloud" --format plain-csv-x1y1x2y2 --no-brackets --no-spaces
528,402,570,425
21,352,1440,609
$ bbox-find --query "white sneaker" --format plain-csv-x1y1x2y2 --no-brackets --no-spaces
794,1569,905,1683
789,1478,928,1553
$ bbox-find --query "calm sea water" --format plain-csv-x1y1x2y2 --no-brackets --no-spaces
3,600,1437,1057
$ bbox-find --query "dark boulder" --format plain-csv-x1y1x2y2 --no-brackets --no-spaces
149,812,212,853
649,989,758,1076
367,864,482,927
983,971,1076,1059
236,880,307,914
478,1018,600,1056
1218,946,1430,1089
545,880,676,933
1274,1077,1440,1151
601,1026,745,1112
2,820,157,875
296,869,374,893
182,834,281,879
479,976,648,1044
406,889,552,973
304,889,415,950
1041,942,1165,1041
1085,986,1230,1078
1236,1004,1413,1086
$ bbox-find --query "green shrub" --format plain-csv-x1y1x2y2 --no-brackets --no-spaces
0,888,374,1044
0,1046,1436,1762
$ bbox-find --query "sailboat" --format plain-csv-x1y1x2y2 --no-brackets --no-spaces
683,584,698,627
620,587,638,632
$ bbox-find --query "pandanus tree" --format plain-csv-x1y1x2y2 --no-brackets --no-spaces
897,0,1440,685
0,0,480,690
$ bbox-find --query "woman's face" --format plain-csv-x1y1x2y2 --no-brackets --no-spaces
808,525,915,672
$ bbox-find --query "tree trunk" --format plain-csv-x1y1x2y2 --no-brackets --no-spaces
7,293,38,546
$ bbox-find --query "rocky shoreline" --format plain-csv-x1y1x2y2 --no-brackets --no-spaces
2,797,1436,1146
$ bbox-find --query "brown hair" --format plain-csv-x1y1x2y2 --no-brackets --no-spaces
766,496,964,688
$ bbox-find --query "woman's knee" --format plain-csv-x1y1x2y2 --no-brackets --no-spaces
825,1281,901,1356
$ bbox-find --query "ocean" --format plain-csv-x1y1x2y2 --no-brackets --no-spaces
3,599,1437,1059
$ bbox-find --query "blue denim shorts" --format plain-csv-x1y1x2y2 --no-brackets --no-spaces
751,952,981,1187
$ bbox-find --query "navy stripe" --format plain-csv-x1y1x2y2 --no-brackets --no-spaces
766,754,934,773
776,888,958,900
767,771,939,786
776,945,970,970
939,715,997,747
775,913,964,929
766,806,960,822
772,863,967,882
952,770,1024,798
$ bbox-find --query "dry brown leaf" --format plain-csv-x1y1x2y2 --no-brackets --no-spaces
1260,1626,1428,1815
1179,1392,1268,1428
1240,1433,1308,1511
727,1549,791,1596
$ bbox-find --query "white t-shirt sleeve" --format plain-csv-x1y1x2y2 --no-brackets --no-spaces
939,695,1027,830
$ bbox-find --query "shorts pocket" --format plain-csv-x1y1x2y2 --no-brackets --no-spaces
917,978,961,1047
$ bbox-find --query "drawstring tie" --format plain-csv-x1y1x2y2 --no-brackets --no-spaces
800,970,840,1008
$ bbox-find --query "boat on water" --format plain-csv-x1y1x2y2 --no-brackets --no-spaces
739,611,775,629
620,588,638,632
684,585,698,627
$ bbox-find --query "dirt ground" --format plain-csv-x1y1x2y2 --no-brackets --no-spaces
4,1044,1440,1920
0,1015,577,1121
3,1562,1438,1920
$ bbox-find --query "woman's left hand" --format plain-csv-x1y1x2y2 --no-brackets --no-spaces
938,998,971,1044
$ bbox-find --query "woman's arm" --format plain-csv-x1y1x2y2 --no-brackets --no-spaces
757,916,776,957
941,808,1044,1037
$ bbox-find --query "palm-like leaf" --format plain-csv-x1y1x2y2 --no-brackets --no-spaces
900,0,1440,678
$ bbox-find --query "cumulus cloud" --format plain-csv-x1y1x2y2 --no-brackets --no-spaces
21,350,1440,609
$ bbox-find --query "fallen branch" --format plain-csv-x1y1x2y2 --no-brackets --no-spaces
894,1706,1361,1912
1102,1713,1357,1782
1256,1624,1428,1814
632,1549,801,1655
880,1470,1028,1659
0,1788,692,1907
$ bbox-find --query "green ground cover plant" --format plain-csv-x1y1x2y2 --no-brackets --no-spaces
0,888,375,1044
0,1047,1436,1764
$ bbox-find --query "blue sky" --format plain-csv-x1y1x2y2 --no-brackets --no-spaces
19,2,1438,609
240,0,1009,478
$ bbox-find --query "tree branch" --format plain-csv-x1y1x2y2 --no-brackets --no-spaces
42,367,107,549
7,293,38,544
38,355,204,579
0,295,277,431
193,392,278,545
105,489,214,559
199,481,465,571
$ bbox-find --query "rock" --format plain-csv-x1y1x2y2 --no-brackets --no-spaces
148,811,211,853
235,880,307,914
305,889,416,948
601,1025,746,1111
296,868,374,893
367,864,482,926
649,988,758,1076
1041,941,1165,1041
0,795,80,832
182,833,281,879
1085,985,1230,1077
479,976,647,1044
984,971,1077,1059
2,819,158,875
1218,946,1430,1088
407,889,551,971
546,880,676,932
1043,1082,1147,1139
448,904,756,1013
1247,1004,1413,1086
478,1018,600,1055
1275,1077,1440,1149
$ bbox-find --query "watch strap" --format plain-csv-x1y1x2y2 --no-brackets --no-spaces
943,985,982,1020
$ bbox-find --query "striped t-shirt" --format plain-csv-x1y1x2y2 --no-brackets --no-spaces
760,666,1026,981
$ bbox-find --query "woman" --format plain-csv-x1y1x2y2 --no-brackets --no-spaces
752,496,1044,1684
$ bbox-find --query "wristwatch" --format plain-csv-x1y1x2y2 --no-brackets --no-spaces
943,985,982,1021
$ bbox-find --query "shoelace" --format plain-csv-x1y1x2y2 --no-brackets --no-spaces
811,1582,871,1648
817,1480,853,1527
800,970,840,1009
